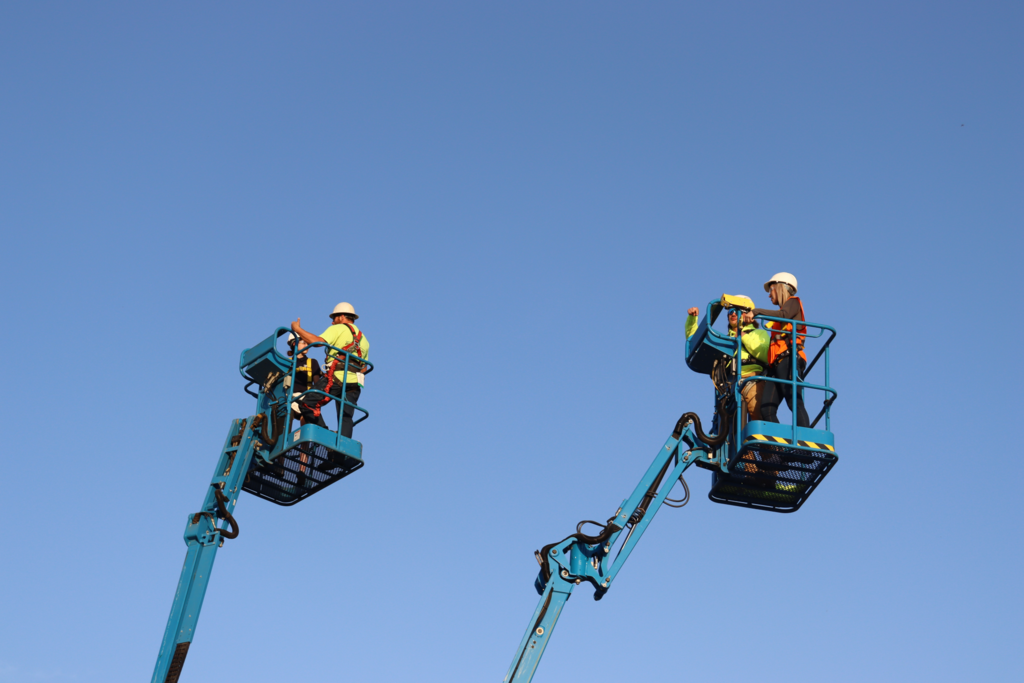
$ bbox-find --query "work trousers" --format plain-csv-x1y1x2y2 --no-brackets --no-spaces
760,355,810,428
299,381,362,438
739,378,763,424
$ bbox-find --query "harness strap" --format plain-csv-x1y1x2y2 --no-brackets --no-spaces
327,323,366,365
770,349,805,368
301,358,312,387
308,323,366,418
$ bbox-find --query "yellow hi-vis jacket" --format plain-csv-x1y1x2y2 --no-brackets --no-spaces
321,322,370,386
685,315,768,377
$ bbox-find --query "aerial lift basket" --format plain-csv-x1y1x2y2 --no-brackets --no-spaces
238,329,370,506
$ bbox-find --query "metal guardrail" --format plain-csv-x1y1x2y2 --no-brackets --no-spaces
702,299,837,447
240,327,375,452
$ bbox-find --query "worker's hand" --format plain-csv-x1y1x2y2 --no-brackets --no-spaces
687,307,699,317
742,311,754,324
291,318,302,333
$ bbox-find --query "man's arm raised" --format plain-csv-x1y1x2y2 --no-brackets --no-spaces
290,318,325,351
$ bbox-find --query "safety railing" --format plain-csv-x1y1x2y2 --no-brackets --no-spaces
290,339,373,430
702,300,837,449
240,327,374,454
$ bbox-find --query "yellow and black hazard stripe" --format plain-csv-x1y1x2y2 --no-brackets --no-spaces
746,434,835,452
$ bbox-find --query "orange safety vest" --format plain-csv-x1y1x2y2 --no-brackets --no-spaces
766,296,807,365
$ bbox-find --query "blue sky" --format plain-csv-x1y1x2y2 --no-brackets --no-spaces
1,2,1021,682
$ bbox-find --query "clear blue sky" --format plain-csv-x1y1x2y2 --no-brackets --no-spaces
1,2,1021,682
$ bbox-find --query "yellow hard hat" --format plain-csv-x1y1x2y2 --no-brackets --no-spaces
764,272,798,294
330,302,358,320
722,294,755,311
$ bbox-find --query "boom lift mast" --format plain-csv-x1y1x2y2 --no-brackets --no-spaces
504,298,838,682
151,329,373,683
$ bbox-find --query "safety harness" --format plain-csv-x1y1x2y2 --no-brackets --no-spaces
733,324,766,376
767,297,807,365
308,323,366,419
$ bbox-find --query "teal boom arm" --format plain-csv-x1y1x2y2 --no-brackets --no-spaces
505,297,840,681
504,424,708,683
151,416,261,683
151,327,375,682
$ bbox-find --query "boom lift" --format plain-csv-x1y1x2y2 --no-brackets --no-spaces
503,298,838,682
151,329,373,683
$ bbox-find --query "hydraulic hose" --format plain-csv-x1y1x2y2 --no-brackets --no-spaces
629,457,674,526
672,402,733,446
663,475,690,508
252,408,285,449
536,398,730,587
252,370,287,449
536,518,623,584
537,457,675,583
212,488,239,540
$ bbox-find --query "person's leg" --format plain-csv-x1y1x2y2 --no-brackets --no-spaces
776,356,811,428
738,386,761,473
794,392,810,428
291,393,306,425
340,385,361,438
326,382,362,438
776,357,794,425
741,382,757,479
325,381,344,432
298,392,328,428
795,358,810,427
759,366,781,423
741,380,761,422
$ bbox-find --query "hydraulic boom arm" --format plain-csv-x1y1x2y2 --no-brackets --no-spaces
151,327,375,683
505,296,840,681
151,416,262,683
504,420,714,683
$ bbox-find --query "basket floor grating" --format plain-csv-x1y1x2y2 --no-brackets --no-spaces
708,440,838,513
242,440,362,506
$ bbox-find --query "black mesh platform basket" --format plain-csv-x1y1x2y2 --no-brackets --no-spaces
708,439,838,513
243,436,363,506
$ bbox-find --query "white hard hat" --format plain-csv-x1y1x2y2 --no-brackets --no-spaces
330,302,358,320
764,272,798,294
287,333,296,344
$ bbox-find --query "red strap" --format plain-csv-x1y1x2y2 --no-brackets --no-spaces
308,324,365,417
337,323,364,358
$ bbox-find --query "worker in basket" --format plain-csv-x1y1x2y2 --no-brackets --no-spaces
686,300,769,424
750,272,810,428
290,302,370,438
286,333,322,425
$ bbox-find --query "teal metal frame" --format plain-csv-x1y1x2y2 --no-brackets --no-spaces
705,301,839,512
504,299,839,682
505,425,703,682
151,328,372,683
239,327,371,452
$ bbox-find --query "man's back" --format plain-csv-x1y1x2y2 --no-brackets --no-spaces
321,322,370,385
